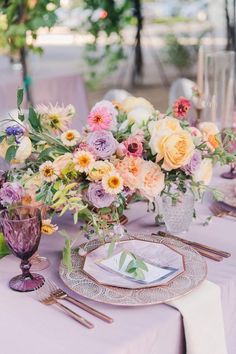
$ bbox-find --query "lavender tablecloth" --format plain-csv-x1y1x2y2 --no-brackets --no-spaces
0,166,236,354
0,70,89,131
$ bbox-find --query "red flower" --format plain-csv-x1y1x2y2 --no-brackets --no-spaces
173,96,191,119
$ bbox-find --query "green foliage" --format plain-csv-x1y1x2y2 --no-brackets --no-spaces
118,251,148,281
5,144,18,162
28,106,42,132
0,232,10,259
82,0,132,85
165,34,192,71
0,0,60,54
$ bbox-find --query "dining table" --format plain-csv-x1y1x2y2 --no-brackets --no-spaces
0,165,236,354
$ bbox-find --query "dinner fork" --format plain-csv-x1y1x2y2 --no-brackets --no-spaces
36,285,94,329
45,279,113,323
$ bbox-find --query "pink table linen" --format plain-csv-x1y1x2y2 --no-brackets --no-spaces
0,166,236,354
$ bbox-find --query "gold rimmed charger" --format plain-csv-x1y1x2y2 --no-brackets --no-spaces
59,234,207,306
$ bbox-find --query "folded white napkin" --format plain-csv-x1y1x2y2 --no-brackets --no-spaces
167,280,228,354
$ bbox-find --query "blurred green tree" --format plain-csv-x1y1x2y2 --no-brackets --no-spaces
81,0,134,86
0,0,60,104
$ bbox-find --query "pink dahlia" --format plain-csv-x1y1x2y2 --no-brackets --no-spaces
88,106,113,131
173,96,191,119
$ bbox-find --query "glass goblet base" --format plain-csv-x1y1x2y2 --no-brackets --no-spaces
9,273,45,292
221,171,236,179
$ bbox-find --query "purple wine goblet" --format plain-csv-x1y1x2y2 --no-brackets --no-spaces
0,206,45,292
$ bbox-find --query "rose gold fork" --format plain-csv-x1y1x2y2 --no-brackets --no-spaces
46,280,113,323
36,285,94,329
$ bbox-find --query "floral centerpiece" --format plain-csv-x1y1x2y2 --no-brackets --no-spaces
0,90,234,263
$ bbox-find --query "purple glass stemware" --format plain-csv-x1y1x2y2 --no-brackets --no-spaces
0,206,45,292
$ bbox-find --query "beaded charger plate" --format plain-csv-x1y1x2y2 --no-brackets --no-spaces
59,234,207,306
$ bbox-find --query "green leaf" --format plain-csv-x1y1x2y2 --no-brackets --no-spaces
136,258,148,272
6,136,15,145
0,232,10,259
127,267,136,274
135,269,145,280
28,106,41,132
107,240,116,257
17,88,24,108
0,135,6,143
18,113,24,122
62,239,72,271
5,145,18,162
38,147,55,161
119,251,127,270
126,259,136,272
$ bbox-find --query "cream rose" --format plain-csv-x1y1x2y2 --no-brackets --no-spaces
122,96,155,114
159,131,195,171
149,117,182,155
89,160,114,181
0,139,9,159
127,107,152,128
53,153,73,175
138,160,165,201
15,136,32,163
193,158,213,185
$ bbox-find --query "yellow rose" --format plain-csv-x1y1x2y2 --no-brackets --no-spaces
149,117,182,155
138,160,165,201
160,131,195,171
193,158,213,185
15,136,32,163
89,160,114,181
122,96,155,114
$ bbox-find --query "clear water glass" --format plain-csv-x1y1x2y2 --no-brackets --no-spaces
162,193,194,234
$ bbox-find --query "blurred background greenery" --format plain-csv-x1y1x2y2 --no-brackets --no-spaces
0,0,235,109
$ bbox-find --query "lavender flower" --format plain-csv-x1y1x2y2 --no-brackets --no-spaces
0,182,23,205
87,182,115,209
182,151,202,175
5,125,24,144
87,130,118,159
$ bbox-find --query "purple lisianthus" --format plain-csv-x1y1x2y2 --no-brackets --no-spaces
87,182,115,209
87,130,118,159
0,182,23,205
182,151,202,175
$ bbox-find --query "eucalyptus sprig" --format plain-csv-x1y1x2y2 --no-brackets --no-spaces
119,251,148,281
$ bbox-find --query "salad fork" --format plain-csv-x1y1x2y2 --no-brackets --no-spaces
46,279,113,323
36,285,94,329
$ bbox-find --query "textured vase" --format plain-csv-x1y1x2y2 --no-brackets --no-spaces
162,193,194,234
